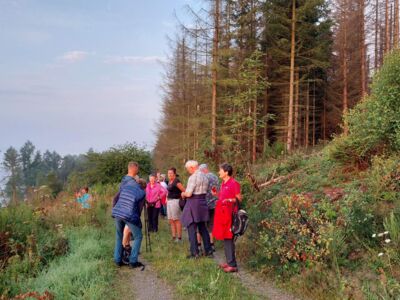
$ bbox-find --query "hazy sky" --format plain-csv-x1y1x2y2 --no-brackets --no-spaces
0,0,196,156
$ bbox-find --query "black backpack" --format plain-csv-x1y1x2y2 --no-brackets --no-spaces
231,201,249,239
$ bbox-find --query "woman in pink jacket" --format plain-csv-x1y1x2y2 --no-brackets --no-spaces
146,174,167,232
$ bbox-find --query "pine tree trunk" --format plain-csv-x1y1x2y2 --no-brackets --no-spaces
375,0,379,69
360,0,366,96
211,0,220,148
187,104,190,160
263,54,269,155
252,98,257,164
195,25,201,157
287,0,296,152
13,186,17,204
395,0,399,48
380,25,385,65
294,71,299,148
181,38,189,160
342,7,349,135
386,0,390,53
390,4,394,48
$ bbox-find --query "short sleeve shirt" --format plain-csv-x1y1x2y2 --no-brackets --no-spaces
218,177,240,202
186,170,209,195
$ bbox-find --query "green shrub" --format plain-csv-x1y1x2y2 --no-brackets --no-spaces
262,142,286,159
0,187,115,298
0,204,70,297
257,195,333,275
80,143,153,185
330,49,400,164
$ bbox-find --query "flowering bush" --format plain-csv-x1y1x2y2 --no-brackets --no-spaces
259,195,332,274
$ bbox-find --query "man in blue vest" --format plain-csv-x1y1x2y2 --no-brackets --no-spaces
112,161,145,268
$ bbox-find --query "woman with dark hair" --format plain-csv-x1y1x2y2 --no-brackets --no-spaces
166,167,185,241
146,174,167,232
212,163,242,273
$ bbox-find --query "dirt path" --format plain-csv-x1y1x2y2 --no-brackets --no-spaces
116,258,175,300
116,221,298,300
213,250,300,300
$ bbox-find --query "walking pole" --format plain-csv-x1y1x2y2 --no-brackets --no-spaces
144,202,152,252
147,203,152,252
144,202,148,252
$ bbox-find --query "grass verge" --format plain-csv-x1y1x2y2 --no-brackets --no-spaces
24,221,117,299
1,185,120,299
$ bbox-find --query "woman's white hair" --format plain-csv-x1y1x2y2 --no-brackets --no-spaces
185,160,199,169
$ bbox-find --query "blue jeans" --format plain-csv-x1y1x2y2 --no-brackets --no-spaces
114,218,142,264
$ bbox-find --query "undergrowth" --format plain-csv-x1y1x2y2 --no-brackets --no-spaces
239,149,400,299
0,183,118,299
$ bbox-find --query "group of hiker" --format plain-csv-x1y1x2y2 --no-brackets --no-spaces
111,160,242,273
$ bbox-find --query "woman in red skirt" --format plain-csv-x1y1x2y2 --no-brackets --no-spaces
212,163,242,273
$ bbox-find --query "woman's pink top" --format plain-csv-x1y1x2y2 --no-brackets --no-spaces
146,182,167,208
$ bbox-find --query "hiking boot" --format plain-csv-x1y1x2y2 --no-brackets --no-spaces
211,243,216,253
197,243,203,256
115,262,124,267
205,251,214,258
223,266,238,273
129,261,145,270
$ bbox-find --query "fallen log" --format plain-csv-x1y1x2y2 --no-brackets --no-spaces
259,173,296,189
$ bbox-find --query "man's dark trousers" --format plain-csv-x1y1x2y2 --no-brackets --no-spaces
187,222,212,256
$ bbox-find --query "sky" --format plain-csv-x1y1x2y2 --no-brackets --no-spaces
0,0,198,157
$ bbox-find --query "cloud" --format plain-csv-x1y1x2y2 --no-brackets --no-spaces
59,51,89,63
104,55,165,65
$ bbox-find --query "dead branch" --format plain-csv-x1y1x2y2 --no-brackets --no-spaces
259,172,297,189
246,173,260,192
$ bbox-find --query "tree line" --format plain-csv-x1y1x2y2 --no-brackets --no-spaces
153,0,400,169
1,141,86,204
1,142,152,205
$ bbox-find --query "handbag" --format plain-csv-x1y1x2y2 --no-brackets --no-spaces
179,198,186,210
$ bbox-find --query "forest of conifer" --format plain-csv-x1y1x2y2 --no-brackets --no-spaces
153,0,400,169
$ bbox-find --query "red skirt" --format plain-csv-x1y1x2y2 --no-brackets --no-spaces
212,200,234,240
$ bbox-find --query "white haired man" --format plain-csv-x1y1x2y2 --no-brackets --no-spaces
181,160,213,258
